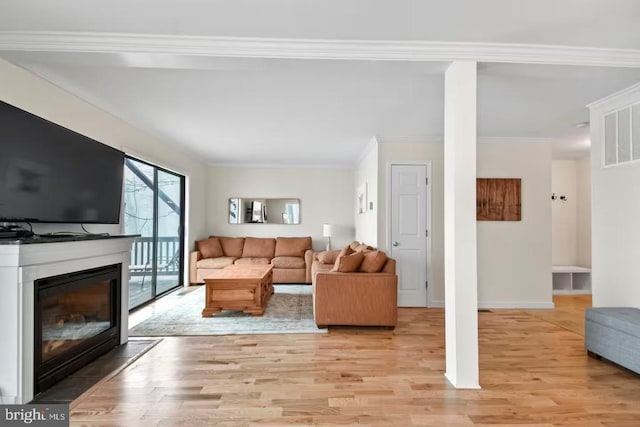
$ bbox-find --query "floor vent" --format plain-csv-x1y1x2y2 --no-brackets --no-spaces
478,309,493,313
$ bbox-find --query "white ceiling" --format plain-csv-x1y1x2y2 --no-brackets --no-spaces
2,0,640,49
2,1,640,166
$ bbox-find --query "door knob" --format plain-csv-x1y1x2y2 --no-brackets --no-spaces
392,241,400,247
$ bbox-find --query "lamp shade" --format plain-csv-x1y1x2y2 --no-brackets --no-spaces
322,223,333,237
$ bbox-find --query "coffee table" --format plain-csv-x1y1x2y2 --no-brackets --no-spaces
202,264,274,317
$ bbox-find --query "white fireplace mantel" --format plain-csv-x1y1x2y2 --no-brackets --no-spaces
0,236,136,404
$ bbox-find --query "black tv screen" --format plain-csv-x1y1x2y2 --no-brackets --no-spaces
0,100,124,224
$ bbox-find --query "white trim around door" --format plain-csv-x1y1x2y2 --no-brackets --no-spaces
387,161,432,307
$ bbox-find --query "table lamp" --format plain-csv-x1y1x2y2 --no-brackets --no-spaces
322,223,333,251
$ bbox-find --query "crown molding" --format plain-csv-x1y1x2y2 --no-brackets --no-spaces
477,136,555,144
377,135,443,144
354,137,379,166
586,82,640,111
208,162,353,169
1,31,640,67
376,135,557,144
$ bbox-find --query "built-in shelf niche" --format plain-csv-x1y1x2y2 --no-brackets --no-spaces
552,266,591,295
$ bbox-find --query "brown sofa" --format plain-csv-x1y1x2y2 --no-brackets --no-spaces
190,236,313,285
311,245,398,328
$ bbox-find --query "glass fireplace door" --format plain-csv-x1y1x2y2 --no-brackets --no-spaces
124,157,185,309
35,264,121,394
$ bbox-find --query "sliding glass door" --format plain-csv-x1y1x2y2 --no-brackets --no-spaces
124,157,185,309
155,169,183,295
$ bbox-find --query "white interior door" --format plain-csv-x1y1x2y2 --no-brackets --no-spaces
390,164,428,307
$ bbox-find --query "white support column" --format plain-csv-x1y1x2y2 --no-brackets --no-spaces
443,61,480,389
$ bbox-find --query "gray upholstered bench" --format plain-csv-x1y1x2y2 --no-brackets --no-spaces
585,307,640,374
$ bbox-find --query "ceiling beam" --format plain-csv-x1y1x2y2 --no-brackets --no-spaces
1,31,640,68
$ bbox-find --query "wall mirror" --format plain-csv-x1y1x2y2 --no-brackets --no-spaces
228,198,301,224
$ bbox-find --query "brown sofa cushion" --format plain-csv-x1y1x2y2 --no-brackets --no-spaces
197,237,224,259
272,256,306,269
196,256,236,269
242,237,276,258
331,252,365,273
316,249,340,264
359,250,388,273
275,237,312,257
234,257,271,265
216,237,245,258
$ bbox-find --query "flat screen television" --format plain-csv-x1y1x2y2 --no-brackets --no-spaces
0,100,125,224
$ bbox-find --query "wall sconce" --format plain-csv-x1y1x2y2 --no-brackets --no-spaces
322,223,333,251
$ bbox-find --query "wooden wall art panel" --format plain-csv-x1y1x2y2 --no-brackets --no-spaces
476,178,521,221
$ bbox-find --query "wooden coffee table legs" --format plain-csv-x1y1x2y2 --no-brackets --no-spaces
202,267,274,317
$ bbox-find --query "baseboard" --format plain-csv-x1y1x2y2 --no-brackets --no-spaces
552,290,591,295
478,301,555,309
444,372,481,389
429,300,555,309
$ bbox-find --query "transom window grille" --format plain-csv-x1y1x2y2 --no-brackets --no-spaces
604,102,640,166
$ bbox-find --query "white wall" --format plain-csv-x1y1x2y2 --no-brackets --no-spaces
477,143,553,308
378,141,552,308
0,58,209,249
576,157,592,267
552,160,577,265
589,84,640,308
354,139,378,246
551,159,592,267
207,166,354,251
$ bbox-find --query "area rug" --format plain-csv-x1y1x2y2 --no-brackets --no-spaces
129,284,327,336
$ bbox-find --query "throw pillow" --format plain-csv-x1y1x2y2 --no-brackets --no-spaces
331,245,356,271
338,245,355,258
354,243,375,253
316,249,340,264
331,252,365,273
349,241,361,251
359,250,388,273
197,237,224,259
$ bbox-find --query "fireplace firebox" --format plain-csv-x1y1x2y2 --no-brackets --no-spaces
34,264,121,394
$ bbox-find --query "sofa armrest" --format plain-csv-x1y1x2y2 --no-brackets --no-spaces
304,249,314,284
382,258,396,275
189,251,203,285
313,272,398,326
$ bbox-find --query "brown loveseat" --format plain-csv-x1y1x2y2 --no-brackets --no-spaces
311,242,398,328
190,236,313,285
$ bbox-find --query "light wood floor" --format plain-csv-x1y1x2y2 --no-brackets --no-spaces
70,294,640,426
523,294,593,336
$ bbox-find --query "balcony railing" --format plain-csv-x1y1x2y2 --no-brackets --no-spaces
130,236,180,276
